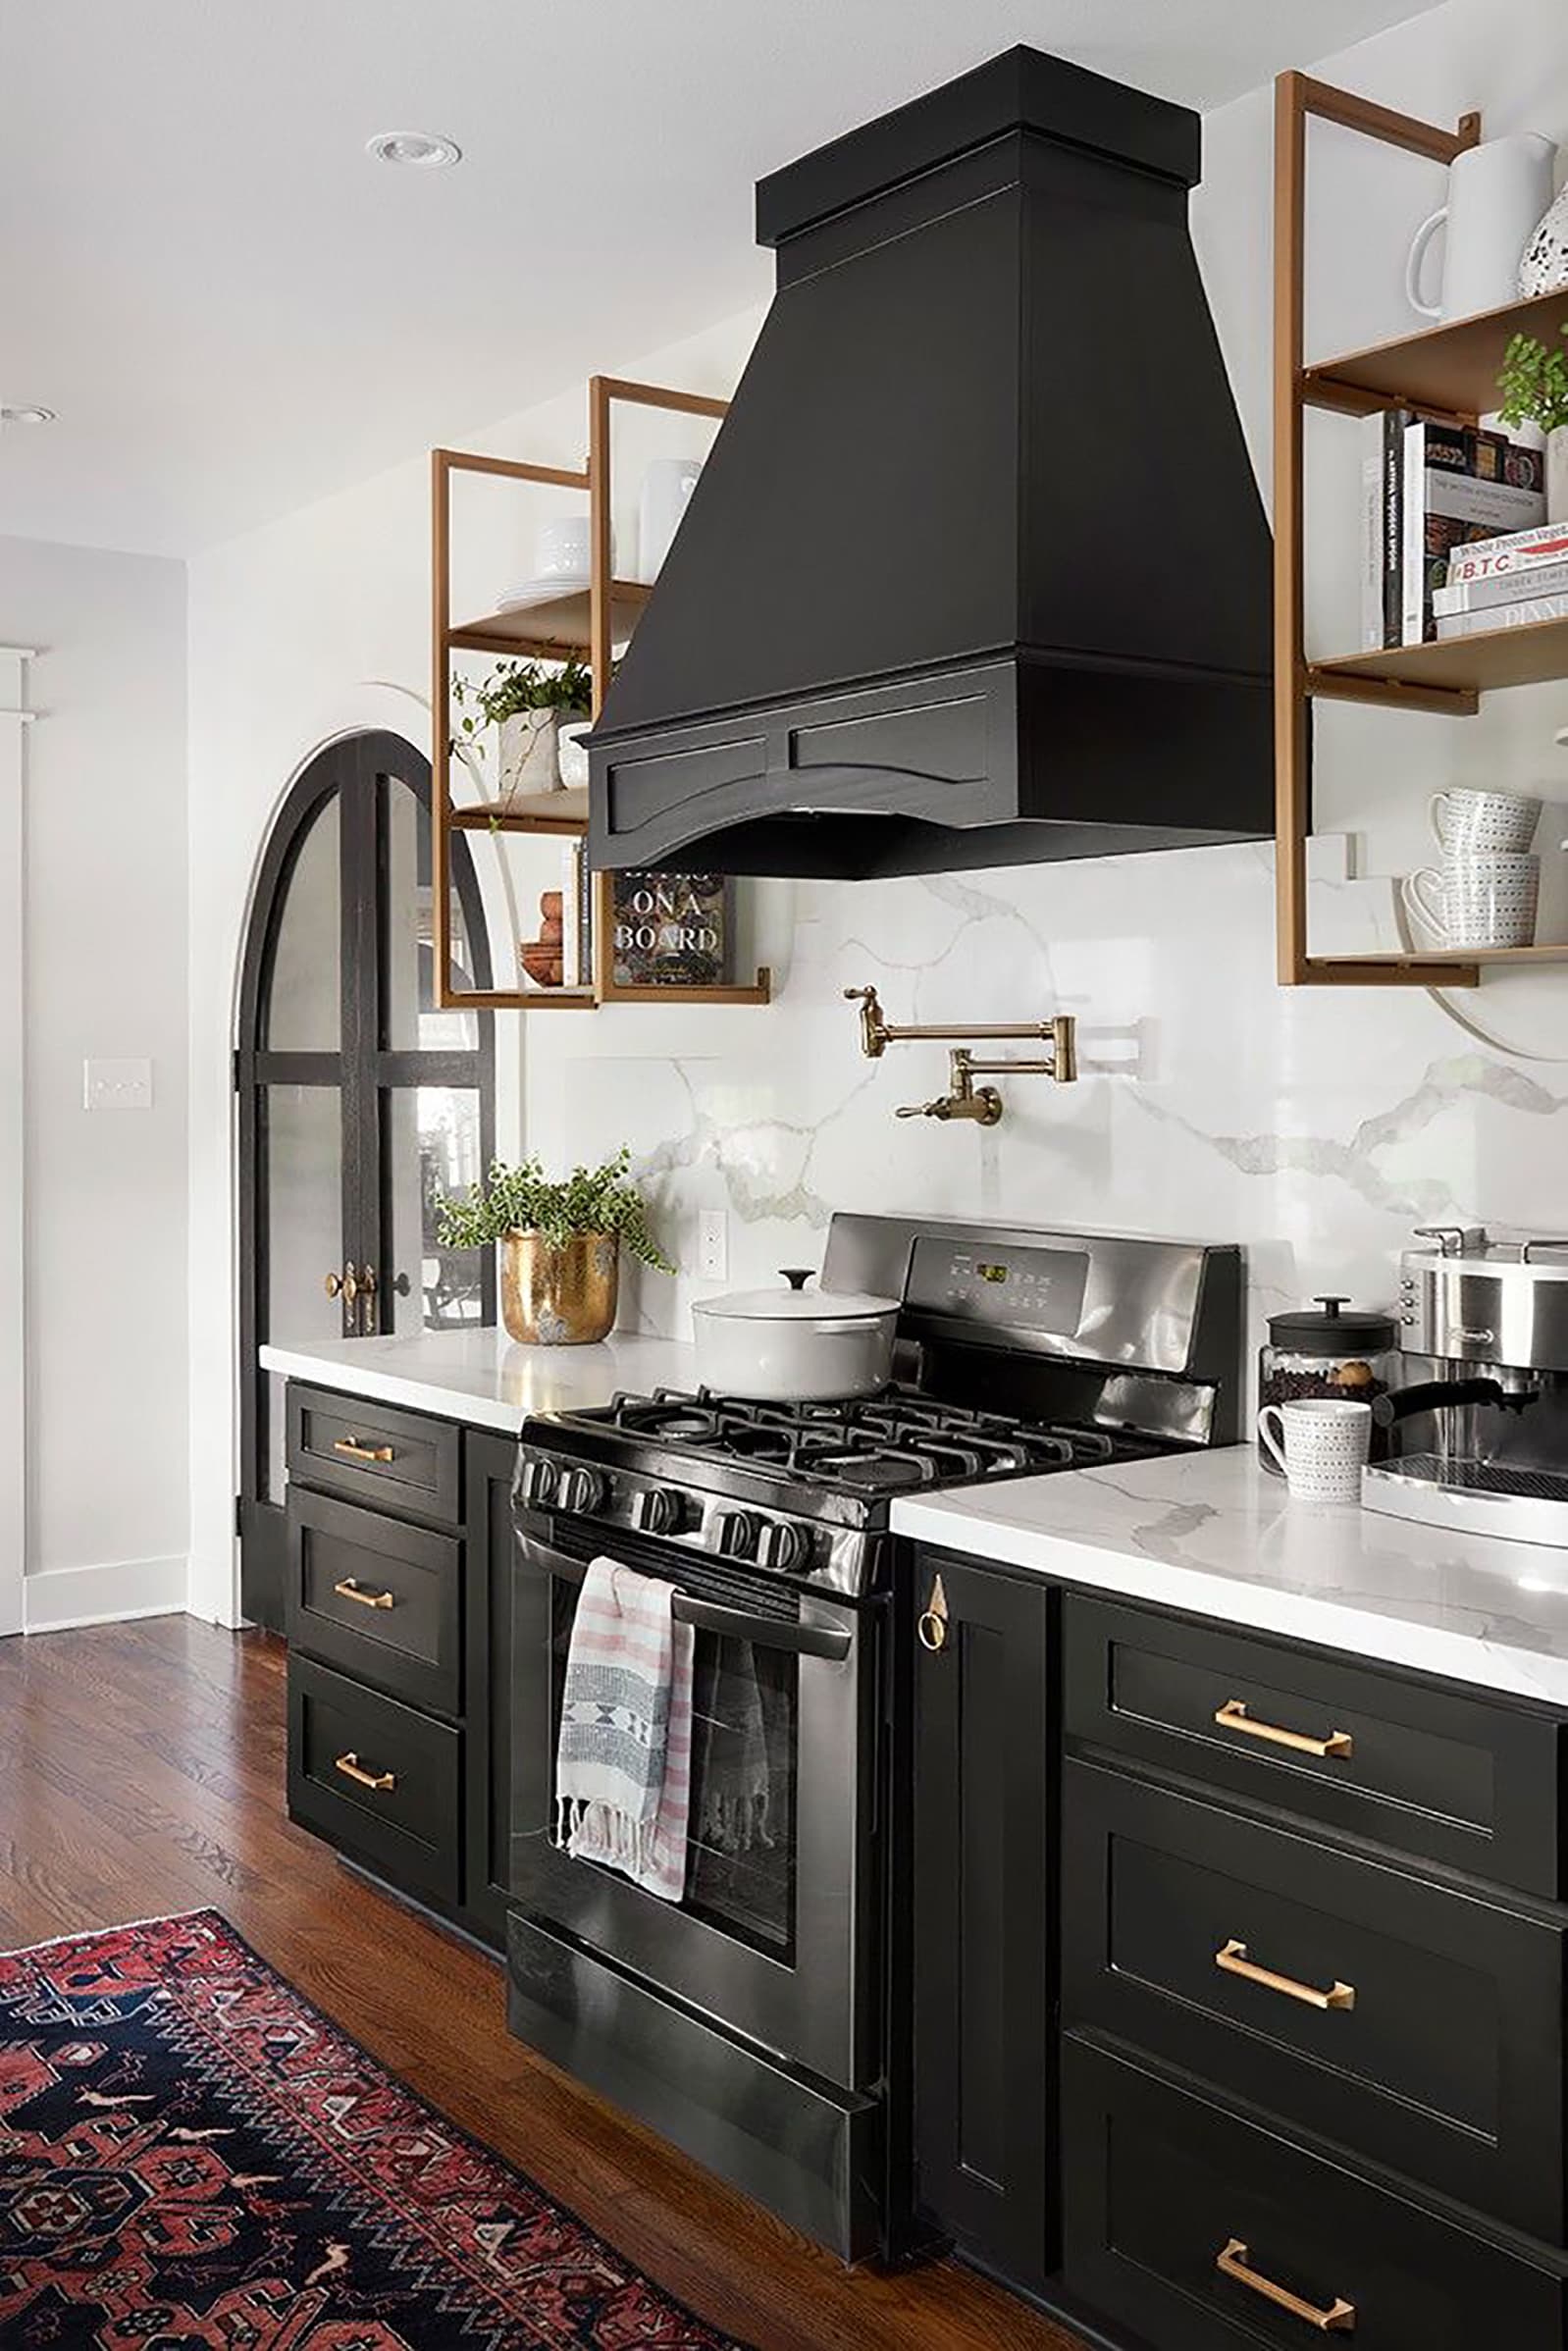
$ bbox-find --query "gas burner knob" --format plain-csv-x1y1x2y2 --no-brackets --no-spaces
555,1465,609,1518
714,1509,760,1561
632,1485,682,1536
757,1519,811,1574
516,1455,557,1509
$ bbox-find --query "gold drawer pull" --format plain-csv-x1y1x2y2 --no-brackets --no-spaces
1216,2237,1355,2332
1217,1938,1355,2012
334,1437,394,1465
334,1751,395,1794
334,1578,394,1611
917,1573,950,1653
1215,1698,1353,1760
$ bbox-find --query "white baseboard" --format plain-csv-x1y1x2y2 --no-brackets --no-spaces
23,1554,188,1634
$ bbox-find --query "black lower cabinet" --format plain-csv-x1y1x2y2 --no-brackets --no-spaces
1061,2037,1565,2351
909,1548,1055,2290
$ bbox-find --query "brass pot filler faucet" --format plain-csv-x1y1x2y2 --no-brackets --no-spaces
844,985,1077,1126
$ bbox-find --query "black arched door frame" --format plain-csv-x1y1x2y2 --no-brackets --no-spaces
235,730,495,1629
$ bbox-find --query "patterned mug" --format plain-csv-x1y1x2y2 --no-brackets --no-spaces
1402,852,1540,949
1428,787,1541,857
1256,1397,1372,1504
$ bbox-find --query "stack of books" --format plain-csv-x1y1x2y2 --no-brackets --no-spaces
1433,518,1568,641
1360,412,1545,649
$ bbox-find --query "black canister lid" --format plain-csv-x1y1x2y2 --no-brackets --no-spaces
1267,1294,1396,1355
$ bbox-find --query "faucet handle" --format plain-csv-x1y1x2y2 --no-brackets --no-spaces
896,1097,946,1120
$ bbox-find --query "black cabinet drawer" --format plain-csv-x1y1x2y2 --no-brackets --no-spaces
286,1487,460,1716
1062,2037,1564,2351
1064,1593,1563,1897
287,1657,460,1905
287,1384,461,1526
1063,1759,1565,2241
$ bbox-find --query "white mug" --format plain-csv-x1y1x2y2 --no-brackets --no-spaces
534,515,601,581
1406,132,1558,321
1257,1398,1372,1504
1429,786,1541,857
1403,852,1540,949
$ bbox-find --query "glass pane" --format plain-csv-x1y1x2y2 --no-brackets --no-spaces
547,1585,798,1958
384,783,480,1048
264,800,340,1049
387,1085,488,1330
263,1083,342,1501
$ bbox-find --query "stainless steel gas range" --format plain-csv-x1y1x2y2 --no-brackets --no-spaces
504,1216,1243,2261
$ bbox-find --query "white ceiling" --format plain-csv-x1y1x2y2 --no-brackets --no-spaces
0,0,1437,557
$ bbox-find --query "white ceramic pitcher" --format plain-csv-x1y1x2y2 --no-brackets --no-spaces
1406,132,1558,321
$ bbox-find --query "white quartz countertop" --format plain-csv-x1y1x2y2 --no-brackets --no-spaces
891,1446,1568,1707
258,1328,697,1436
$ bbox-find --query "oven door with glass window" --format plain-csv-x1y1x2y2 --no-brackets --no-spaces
510,1507,881,2094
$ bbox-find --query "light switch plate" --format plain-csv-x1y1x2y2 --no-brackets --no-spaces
698,1208,728,1282
83,1057,153,1112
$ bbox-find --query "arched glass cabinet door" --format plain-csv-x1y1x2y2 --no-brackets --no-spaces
235,731,495,1631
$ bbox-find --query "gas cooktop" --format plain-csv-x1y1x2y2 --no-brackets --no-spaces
564,1384,1146,1498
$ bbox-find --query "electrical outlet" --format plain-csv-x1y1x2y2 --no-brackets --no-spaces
698,1209,728,1282
83,1058,153,1112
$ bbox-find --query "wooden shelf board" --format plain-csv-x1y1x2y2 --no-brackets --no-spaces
448,801,587,837
1310,610,1568,697
442,986,599,1012
1303,285,1568,420
448,579,652,656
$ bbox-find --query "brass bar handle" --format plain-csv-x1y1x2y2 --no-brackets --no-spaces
1215,1698,1353,1760
1216,2237,1356,2332
334,1751,395,1794
334,1578,394,1611
333,1437,394,1465
1216,1938,1355,2012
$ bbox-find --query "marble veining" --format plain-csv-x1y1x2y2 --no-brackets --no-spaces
892,1447,1568,1706
258,1330,697,1435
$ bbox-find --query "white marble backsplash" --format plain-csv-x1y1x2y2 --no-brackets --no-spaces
523,836,1568,1403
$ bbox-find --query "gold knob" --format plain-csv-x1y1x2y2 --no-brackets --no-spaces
324,1271,342,1299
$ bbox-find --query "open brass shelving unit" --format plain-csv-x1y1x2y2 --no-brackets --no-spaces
1275,71,1568,987
431,377,773,1012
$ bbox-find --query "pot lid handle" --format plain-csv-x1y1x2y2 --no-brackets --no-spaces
778,1268,813,1291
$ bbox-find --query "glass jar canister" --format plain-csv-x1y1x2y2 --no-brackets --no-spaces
1258,1295,1399,1471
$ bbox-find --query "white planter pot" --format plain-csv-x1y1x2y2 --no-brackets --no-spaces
497,709,562,810
1547,425,1568,524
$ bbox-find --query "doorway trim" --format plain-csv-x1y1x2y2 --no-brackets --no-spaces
0,648,32,1640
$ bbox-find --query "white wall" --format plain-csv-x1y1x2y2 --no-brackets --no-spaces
0,536,189,1629
188,0,1568,1625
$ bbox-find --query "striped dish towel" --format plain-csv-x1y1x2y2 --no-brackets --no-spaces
555,1559,694,1903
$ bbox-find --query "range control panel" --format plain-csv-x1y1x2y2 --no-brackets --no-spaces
907,1237,1090,1339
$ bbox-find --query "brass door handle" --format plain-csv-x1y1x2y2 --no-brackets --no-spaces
333,1437,394,1465
324,1263,361,1307
917,1573,950,1652
334,1578,394,1611
359,1265,377,1335
1216,1938,1355,2012
1215,1698,1353,1760
334,1751,395,1793
1216,2237,1355,2332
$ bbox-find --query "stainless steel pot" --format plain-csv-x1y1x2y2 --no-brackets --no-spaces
691,1267,899,1400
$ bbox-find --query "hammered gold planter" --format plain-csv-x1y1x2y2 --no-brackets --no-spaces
501,1229,619,1346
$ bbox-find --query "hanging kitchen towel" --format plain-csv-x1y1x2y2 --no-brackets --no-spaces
555,1558,694,1903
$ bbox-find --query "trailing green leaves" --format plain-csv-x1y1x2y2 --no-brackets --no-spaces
437,1147,675,1273
1496,326,1568,436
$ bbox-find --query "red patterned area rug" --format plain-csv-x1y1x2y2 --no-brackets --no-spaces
0,1908,751,2347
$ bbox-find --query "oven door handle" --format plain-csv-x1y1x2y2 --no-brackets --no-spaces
518,1530,855,1662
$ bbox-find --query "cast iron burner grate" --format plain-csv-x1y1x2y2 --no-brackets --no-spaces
1387,1453,1568,1505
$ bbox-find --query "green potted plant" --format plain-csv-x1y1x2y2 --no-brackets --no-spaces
449,654,593,814
1496,326,1568,520
437,1148,673,1345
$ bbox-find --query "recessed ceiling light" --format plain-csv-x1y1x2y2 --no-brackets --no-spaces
366,131,461,169
0,405,56,427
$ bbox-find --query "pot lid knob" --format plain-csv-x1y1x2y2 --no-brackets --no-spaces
1315,1295,1349,1318
778,1268,813,1291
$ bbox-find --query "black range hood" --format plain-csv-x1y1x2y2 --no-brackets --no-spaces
588,45,1273,881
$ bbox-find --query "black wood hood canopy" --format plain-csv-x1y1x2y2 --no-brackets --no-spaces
588,46,1273,880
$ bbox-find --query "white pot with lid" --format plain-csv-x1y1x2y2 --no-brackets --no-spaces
691,1268,900,1400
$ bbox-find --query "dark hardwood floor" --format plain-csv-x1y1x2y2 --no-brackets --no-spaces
0,1616,1083,2351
